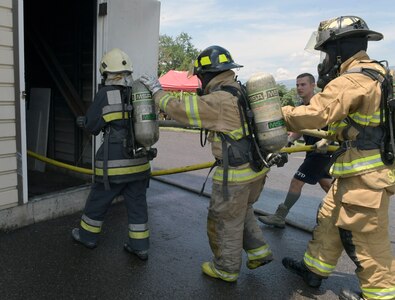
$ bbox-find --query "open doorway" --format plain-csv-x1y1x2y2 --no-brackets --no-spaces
23,0,96,197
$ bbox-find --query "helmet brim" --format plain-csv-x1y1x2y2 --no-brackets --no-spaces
314,29,383,50
200,62,244,74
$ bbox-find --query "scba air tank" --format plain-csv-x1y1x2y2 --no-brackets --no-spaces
246,72,288,153
131,80,159,149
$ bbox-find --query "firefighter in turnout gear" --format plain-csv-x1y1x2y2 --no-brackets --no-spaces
140,45,274,282
280,16,395,299
72,48,154,261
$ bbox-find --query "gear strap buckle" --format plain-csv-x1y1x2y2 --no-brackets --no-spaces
342,140,356,150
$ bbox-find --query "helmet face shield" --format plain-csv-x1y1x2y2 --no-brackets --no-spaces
187,59,196,78
304,31,318,52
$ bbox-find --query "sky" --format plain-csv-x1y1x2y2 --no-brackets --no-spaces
159,0,395,83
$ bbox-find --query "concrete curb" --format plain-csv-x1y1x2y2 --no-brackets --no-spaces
0,184,91,232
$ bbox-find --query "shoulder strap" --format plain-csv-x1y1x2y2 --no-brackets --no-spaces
343,61,395,165
220,84,250,138
220,83,269,169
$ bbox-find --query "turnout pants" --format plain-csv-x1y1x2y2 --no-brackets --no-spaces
79,178,150,250
304,170,395,300
207,176,273,274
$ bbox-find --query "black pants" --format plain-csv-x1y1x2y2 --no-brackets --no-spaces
79,178,150,250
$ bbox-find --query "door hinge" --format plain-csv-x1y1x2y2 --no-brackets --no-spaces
99,2,107,16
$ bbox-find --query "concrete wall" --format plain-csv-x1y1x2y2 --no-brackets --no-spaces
0,0,18,208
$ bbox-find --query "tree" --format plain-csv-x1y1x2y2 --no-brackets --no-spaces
158,32,200,77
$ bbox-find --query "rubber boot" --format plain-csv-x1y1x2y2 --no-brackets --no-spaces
246,257,273,270
201,262,238,282
124,243,148,261
71,228,97,249
339,289,363,300
282,257,325,288
258,204,289,228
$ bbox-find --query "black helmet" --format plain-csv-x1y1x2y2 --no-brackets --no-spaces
314,16,383,50
193,45,243,75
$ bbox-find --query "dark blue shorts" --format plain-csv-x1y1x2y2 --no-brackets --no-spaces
293,155,332,184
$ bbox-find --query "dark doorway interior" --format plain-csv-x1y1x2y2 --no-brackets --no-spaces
24,0,96,197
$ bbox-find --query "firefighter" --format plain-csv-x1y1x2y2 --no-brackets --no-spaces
71,48,152,261
280,16,395,299
139,45,274,282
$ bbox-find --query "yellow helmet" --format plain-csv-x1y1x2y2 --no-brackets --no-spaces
99,48,133,75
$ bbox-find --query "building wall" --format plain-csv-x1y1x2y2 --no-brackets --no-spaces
0,0,18,208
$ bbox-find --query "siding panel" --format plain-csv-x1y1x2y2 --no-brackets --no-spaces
0,67,14,83
0,105,15,119
0,172,17,189
0,139,16,155
0,122,15,136
0,48,13,65
0,188,18,207
0,86,14,102
0,0,12,9
0,29,12,47
0,8,12,27
0,3,18,209
0,155,16,172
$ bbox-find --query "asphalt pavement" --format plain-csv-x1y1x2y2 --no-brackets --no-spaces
1,129,393,300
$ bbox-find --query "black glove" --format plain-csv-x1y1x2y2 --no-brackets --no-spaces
266,152,288,168
276,152,288,167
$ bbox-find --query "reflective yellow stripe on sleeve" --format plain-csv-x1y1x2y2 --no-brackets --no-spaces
328,120,347,135
159,94,171,111
185,93,202,127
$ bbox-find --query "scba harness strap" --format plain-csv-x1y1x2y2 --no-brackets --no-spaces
329,61,395,168
101,87,138,190
199,83,266,199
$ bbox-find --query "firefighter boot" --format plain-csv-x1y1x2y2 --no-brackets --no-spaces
247,257,273,270
282,257,325,288
258,204,289,228
124,243,148,261
339,289,363,300
201,262,238,282
71,228,97,249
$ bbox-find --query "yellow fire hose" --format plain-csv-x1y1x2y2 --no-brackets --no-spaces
27,145,339,176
